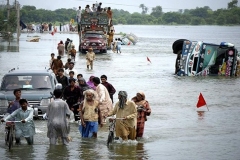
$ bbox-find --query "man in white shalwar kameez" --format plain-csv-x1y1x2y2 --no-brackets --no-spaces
76,6,82,23
46,89,72,145
92,77,113,123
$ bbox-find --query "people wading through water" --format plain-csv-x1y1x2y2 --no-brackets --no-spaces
51,55,64,75
65,62,78,79
1,99,36,145
57,40,64,57
92,77,112,123
69,45,77,62
56,68,69,92
131,91,151,139
100,75,116,103
46,89,72,145
107,91,137,141
49,53,55,68
63,78,83,121
79,89,103,138
86,48,95,70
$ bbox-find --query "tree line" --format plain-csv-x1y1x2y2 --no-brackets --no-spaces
1,0,240,27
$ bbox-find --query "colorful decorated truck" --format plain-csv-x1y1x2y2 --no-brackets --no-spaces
172,39,239,76
79,12,109,53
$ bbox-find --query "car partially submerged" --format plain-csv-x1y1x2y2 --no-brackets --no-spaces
172,39,239,76
79,31,107,53
0,68,62,118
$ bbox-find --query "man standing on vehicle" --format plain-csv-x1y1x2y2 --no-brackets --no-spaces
76,6,82,23
1,99,36,145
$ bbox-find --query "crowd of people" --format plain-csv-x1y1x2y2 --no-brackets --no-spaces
1,75,151,145
1,2,150,146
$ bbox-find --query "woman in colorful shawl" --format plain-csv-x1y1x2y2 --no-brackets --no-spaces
131,91,151,138
79,89,103,138
86,76,96,90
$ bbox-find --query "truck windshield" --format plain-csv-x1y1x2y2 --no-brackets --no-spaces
85,34,103,38
0,75,52,90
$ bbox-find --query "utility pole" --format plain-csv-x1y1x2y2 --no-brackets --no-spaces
15,0,20,52
7,0,10,32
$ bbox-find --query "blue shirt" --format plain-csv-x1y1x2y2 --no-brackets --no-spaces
7,99,21,114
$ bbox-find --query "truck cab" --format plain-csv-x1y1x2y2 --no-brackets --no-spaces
79,12,109,53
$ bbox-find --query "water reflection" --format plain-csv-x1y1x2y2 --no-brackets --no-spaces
197,111,205,119
107,142,148,159
5,145,34,159
0,41,19,52
46,145,69,159
79,139,103,159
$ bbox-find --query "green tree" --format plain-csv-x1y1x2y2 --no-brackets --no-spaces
189,7,209,18
228,0,238,9
162,12,181,24
150,6,163,18
216,13,226,25
191,17,206,25
21,5,36,11
139,4,148,14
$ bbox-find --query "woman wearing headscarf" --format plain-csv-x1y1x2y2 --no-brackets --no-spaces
86,76,96,90
78,78,91,91
131,91,151,138
108,91,137,141
79,89,102,138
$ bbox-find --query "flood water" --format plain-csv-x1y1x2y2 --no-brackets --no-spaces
0,25,240,160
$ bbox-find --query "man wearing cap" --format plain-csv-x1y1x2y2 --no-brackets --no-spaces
107,91,137,141
86,48,95,70
1,99,36,145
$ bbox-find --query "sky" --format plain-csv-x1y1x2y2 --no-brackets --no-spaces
6,0,237,13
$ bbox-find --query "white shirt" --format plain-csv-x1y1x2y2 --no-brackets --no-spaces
65,68,78,79
76,9,81,17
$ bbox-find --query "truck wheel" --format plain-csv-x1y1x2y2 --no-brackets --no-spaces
81,49,87,54
102,49,107,53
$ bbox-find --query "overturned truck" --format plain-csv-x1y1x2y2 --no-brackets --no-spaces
173,39,239,76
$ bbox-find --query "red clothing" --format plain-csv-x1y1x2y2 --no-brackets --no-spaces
101,82,116,102
132,92,151,138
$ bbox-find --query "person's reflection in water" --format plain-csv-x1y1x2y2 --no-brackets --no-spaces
79,139,101,159
107,142,149,159
197,111,205,119
46,145,69,159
